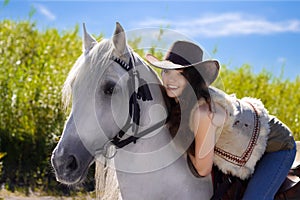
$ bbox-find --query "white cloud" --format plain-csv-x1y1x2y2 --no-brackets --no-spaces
136,12,300,37
277,57,287,64
34,4,56,21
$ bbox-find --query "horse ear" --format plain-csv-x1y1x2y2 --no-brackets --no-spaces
113,22,127,56
82,23,97,54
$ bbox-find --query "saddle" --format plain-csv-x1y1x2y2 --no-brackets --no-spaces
276,164,300,200
187,156,300,200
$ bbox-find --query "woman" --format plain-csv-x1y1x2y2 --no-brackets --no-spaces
145,41,296,200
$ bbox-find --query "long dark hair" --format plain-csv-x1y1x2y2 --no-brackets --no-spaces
165,66,212,155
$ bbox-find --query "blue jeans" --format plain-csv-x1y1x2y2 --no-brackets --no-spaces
242,143,296,200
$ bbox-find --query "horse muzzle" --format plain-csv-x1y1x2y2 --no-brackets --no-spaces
51,146,93,185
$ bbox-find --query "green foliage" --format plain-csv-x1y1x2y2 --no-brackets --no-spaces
0,19,299,195
3,0,10,7
0,19,82,193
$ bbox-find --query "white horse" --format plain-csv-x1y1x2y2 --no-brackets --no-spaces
51,22,213,199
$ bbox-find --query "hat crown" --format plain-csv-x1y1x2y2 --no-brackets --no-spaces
165,41,204,66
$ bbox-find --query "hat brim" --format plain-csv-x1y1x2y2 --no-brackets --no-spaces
145,54,220,85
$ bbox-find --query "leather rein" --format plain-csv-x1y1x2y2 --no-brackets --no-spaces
99,53,167,159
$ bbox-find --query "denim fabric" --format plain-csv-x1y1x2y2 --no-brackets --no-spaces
242,142,296,200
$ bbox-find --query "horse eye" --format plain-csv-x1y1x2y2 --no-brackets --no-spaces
103,82,116,95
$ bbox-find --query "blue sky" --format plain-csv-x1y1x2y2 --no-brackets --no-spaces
1,0,300,80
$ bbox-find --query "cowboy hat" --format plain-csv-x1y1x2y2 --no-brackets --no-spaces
145,41,220,85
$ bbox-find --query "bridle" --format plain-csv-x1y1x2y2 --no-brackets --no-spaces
99,52,167,159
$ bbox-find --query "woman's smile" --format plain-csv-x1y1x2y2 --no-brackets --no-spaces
167,84,179,89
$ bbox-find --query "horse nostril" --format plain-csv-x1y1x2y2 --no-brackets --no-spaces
66,155,78,171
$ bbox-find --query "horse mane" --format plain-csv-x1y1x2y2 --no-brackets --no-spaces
62,39,114,110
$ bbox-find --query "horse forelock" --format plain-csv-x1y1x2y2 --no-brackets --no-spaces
62,39,114,110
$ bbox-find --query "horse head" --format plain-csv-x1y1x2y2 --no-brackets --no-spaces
51,22,168,184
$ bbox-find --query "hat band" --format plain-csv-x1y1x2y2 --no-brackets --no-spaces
165,52,191,66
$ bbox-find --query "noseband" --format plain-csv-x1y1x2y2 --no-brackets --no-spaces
99,53,167,158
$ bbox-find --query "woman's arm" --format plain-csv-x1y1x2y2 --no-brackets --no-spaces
189,103,226,177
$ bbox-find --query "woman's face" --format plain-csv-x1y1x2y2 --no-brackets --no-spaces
161,69,187,99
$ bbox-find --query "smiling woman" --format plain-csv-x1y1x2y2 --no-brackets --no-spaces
144,37,299,199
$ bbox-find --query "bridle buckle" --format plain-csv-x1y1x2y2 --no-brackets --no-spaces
102,140,117,159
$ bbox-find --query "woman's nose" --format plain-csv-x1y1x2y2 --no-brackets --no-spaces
166,72,176,82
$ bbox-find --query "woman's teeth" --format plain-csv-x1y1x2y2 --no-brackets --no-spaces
167,85,178,89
